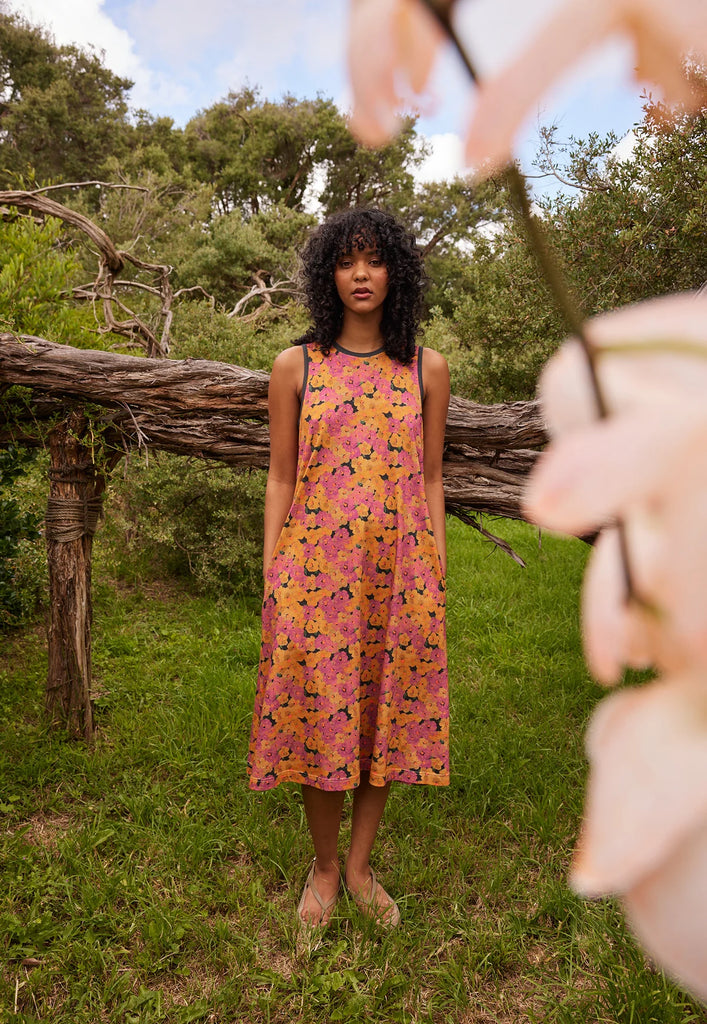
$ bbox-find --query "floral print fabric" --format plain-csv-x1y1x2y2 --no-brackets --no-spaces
247,342,449,791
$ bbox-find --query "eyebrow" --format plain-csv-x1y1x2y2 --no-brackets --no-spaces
338,249,382,259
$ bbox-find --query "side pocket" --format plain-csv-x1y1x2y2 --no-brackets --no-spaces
262,511,293,596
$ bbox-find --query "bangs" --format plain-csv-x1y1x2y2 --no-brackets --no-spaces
335,219,381,259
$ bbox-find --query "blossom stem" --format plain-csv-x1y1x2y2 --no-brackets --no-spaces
503,165,607,417
418,0,478,85
419,0,636,598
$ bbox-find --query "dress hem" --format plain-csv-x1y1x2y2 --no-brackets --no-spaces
248,767,450,792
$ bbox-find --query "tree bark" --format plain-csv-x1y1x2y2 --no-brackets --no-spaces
44,413,115,740
0,334,548,521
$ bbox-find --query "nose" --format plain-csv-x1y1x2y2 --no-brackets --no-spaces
353,261,369,280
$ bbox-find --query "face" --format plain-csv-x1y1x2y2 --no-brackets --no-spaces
334,246,389,316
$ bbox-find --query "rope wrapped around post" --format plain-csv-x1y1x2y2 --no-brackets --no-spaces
44,494,104,542
45,461,104,542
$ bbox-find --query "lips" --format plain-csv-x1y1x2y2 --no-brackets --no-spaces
353,289,372,297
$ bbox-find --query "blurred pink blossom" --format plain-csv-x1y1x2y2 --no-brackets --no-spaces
347,0,449,146
465,0,707,174
571,674,707,1000
525,292,707,681
525,291,707,999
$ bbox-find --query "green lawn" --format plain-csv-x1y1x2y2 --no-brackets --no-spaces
0,520,703,1023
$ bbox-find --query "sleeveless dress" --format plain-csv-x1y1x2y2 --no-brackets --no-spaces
247,341,449,791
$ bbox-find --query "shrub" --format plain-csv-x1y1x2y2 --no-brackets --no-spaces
0,446,45,629
102,453,265,598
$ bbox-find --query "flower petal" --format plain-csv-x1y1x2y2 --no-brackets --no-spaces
348,0,446,147
581,526,660,684
393,0,446,95
658,442,707,668
570,674,707,897
628,0,707,108
623,816,707,1003
523,407,697,535
538,295,707,440
465,0,614,172
348,0,400,146
465,0,707,176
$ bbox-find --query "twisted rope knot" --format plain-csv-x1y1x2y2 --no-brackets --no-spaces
45,494,103,542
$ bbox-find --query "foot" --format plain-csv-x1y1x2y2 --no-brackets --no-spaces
345,864,401,928
297,859,340,929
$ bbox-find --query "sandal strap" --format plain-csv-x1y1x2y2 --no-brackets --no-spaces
349,868,400,927
307,863,338,912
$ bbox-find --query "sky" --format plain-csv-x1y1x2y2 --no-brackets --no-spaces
6,0,647,190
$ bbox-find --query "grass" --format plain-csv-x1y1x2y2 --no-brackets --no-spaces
0,519,704,1023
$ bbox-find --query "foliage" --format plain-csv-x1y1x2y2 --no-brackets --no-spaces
0,445,43,629
103,453,266,598
449,235,565,403
184,87,349,216
547,109,707,309
0,215,89,341
170,300,309,370
176,204,314,306
0,11,133,186
317,115,422,215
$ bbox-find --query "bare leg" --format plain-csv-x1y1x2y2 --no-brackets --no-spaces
300,785,346,924
345,773,399,924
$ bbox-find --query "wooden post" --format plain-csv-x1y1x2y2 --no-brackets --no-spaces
44,413,108,740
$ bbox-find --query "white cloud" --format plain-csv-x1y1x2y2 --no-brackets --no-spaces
121,0,346,102
415,133,466,184
5,0,184,116
8,0,140,78
611,128,639,163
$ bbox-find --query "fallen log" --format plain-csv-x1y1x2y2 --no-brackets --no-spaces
0,335,547,520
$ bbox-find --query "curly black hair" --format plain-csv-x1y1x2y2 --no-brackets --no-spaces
296,208,425,365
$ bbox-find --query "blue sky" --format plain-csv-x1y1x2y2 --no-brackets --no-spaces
8,0,647,189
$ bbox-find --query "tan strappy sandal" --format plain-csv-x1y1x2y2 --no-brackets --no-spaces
297,859,339,932
349,868,401,929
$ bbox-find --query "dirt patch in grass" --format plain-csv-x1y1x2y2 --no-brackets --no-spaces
462,972,556,1023
15,811,74,849
102,573,192,605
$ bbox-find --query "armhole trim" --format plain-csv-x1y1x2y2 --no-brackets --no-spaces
299,344,310,422
417,345,425,406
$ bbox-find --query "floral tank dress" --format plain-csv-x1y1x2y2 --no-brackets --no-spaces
247,341,449,791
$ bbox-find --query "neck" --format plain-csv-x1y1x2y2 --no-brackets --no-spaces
337,309,384,353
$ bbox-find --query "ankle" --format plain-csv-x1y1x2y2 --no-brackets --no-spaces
344,859,371,886
314,857,340,881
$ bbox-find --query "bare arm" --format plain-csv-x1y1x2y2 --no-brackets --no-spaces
421,347,450,576
263,346,303,577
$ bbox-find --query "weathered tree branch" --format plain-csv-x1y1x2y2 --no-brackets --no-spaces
0,335,547,520
228,270,300,320
0,190,124,272
0,189,205,358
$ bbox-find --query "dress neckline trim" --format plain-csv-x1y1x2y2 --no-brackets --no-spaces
333,342,385,357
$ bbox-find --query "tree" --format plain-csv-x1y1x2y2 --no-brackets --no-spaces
176,204,314,308
185,88,348,216
441,82,707,403
0,12,133,185
318,115,422,214
538,72,707,311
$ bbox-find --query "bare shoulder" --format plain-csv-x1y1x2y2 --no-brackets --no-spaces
420,346,450,392
271,344,305,374
270,344,305,391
